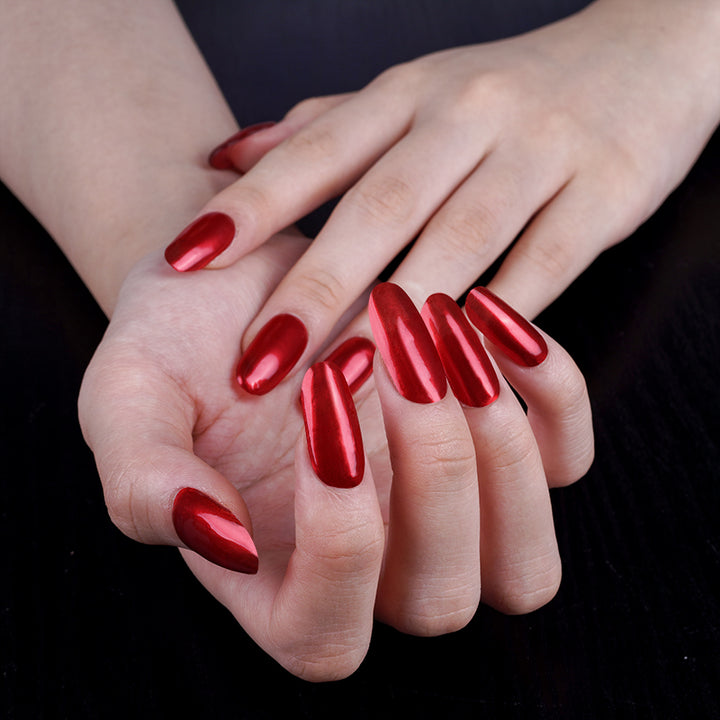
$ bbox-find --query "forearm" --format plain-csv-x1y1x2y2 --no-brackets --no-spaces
0,0,238,314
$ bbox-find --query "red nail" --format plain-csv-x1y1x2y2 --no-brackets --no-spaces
421,293,500,407
208,121,277,170
326,336,376,394
236,314,308,395
172,488,258,574
164,212,235,272
465,287,548,367
368,283,447,403
301,362,364,488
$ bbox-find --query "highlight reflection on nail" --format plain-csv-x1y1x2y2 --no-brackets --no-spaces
465,287,548,367
326,336,376,393
368,283,446,404
164,212,235,272
421,293,500,407
301,362,364,488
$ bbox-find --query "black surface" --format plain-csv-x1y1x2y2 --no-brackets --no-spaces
2,2,719,718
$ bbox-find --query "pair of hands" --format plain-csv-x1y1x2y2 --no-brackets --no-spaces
78,0,718,679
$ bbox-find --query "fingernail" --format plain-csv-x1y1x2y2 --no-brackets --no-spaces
421,293,500,407
208,121,277,170
465,287,548,367
300,362,364,488
368,282,447,403
236,314,308,395
172,487,258,574
326,336,376,394
164,212,235,272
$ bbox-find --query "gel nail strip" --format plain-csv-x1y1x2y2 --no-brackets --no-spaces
300,362,365,488
208,121,277,170
368,282,447,404
421,293,500,407
164,212,235,272
465,287,548,367
172,487,259,574
325,336,376,394
236,314,308,395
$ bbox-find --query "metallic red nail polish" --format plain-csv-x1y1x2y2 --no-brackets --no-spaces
164,212,235,272
301,362,365,488
325,336,376,394
172,488,258,574
421,293,500,407
236,314,308,395
368,282,447,403
208,121,277,170
465,287,548,367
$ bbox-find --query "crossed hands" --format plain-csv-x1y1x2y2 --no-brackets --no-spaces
78,0,720,679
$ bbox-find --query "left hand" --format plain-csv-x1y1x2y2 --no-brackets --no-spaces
164,0,720,395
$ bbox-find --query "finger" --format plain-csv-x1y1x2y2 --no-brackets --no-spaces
234,116,491,394
208,94,354,173
367,283,481,635
164,80,414,272
465,287,594,487
388,139,570,300
418,291,561,613
78,356,258,573
487,177,624,318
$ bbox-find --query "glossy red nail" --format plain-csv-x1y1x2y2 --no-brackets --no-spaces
465,287,548,367
236,314,308,395
208,121,277,170
421,293,500,407
172,488,258,574
326,336,376,393
301,362,364,488
368,283,447,403
164,212,235,272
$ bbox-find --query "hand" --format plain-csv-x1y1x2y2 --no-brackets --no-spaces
162,0,720,397
79,233,592,680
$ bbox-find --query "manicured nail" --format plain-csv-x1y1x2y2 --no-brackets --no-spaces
301,362,364,488
368,283,447,403
172,487,258,574
208,121,277,170
326,336,376,394
164,212,235,272
421,293,500,407
236,314,308,395
465,287,548,367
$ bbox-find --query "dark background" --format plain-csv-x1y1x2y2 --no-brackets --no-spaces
2,2,719,717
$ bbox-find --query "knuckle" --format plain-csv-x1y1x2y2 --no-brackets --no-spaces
397,603,478,637
490,556,562,615
437,201,503,264
293,266,347,314
282,641,368,682
479,419,538,477
348,174,416,227
282,123,338,164
413,431,477,487
518,235,577,282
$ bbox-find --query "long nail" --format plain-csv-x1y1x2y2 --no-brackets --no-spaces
208,121,277,170
236,314,308,395
421,293,500,407
301,362,364,488
465,287,548,367
326,336,376,394
172,488,258,574
164,212,235,272
368,282,447,403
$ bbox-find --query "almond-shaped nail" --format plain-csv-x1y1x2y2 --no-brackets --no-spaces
208,121,277,170
301,362,365,488
236,314,308,395
368,282,447,403
465,287,548,367
164,212,235,272
326,337,376,394
421,293,500,407
172,488,258,574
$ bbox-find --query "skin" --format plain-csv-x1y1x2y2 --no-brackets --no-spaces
192,0,720,376
0,0,600,678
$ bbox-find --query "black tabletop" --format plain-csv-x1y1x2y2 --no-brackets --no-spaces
2,2,719,717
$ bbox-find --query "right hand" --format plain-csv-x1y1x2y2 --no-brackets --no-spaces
79,232,593,680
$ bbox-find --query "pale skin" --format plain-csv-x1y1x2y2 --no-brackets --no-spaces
1,0,710,679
